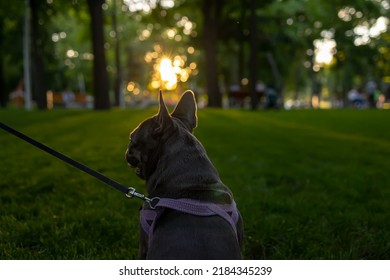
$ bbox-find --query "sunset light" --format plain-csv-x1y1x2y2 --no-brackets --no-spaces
158,57,177,90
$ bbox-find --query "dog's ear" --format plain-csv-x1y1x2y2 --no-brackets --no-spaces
154,90,172,134
171,90,198,132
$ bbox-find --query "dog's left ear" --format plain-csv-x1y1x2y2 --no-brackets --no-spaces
155,90,172,134
171,90,198,132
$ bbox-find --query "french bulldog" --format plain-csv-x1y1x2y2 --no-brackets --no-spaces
125,90,243,259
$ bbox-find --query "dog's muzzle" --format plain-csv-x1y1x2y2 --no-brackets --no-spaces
125,149,143,178
125,149,137,166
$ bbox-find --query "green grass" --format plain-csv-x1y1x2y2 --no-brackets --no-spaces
0,108,389,259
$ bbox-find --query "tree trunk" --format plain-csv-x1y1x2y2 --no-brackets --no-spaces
23,0,33,110
30,0,47,110
202,0,222,107
266,51,284,105
0,58,5,107
88,0,110,110
238,0,247,83
249,0,258,110
112,0,121,107
0,18,6,107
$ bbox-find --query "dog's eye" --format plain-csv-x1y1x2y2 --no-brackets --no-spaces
129,137,139,147
129,131,140,146
130,138,135,146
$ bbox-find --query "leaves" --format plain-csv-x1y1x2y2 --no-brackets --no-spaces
0,0,388,108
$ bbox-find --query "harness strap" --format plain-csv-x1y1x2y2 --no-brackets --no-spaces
140,198,240,247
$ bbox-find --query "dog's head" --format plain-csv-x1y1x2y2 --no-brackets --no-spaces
125,90,197,180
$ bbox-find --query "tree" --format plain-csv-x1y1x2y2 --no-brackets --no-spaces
0,17,5,107
1,0,387,110
0,1,24,108
248,0,259,110
112,0,122,107
46,0,93,93
30,0,47,110
202,0,223,107
88,0,110,110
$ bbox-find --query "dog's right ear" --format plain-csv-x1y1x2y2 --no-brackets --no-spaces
171,90,197,132
154,90,172,134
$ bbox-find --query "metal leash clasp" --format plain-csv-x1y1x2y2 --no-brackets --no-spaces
126,187,160,209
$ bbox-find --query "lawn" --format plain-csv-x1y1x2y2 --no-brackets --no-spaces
0,108,389,259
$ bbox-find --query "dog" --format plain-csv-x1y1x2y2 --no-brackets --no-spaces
125,90,243,259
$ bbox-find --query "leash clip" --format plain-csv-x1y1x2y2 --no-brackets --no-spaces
126,187,160,209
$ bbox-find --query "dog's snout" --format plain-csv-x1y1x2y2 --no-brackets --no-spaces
125,148,139,168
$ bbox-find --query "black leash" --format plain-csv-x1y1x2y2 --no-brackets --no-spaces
0,121,158,207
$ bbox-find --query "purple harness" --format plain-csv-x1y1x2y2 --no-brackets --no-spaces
140,198,240,246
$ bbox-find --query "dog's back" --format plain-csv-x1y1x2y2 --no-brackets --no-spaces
146,211,241,259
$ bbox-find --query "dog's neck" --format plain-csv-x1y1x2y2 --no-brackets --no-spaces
145,122,229,200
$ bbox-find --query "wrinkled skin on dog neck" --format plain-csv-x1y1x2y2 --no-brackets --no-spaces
125,90,243,259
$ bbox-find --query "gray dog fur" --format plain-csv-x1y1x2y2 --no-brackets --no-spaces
125,90,243,259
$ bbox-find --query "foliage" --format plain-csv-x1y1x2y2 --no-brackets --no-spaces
46,2,92,92
0,108,390,259
0,1,24,98
0,0,388,108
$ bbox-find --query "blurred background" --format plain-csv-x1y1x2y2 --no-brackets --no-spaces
0,0,389,111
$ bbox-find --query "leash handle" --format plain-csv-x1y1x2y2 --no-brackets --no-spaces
0,121,130,195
